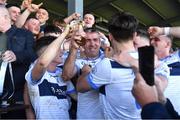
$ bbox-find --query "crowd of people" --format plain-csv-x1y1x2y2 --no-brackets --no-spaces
0,0,180,119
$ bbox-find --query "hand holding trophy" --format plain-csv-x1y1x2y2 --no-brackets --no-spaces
69,19,86,46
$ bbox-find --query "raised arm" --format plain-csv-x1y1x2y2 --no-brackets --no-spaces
32,25,69,81
24,82,36,119
61,39,79,81
15,3,42,28
64,13,81,24
148,26,180,38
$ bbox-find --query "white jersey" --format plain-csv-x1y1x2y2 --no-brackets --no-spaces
87,57,141,119
161,50,180,114
25,63,75,119
86,52,169,119
76,51,105,119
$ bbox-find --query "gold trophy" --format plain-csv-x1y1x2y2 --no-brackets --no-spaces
69,20,86,46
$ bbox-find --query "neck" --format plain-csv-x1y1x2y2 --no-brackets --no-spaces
40,22,46,26
113,40,135,54
11,20,14,25
156,50,170,59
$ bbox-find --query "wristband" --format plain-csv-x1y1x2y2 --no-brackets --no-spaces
164,27,170,35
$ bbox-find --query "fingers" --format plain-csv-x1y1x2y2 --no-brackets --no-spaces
70,39,80,49
81,64,92,74
29,2,43,12
73,13,81,19
38,2,43,7
148,26,164,37
134,72,145,84
2,50,16,62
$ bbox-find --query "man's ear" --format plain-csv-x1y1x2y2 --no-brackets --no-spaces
132,32,137,40
45,16,49,21
108,33,114,41
165,40,171,48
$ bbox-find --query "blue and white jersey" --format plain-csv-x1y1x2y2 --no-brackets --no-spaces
87,57,141,119
25,63,75,119
155,61,170,80
75,50,105,119
86,52,169,119
161,50,180,114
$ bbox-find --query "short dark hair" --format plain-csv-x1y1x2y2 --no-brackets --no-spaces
44,25,62,35
108,12,138,42
84,27,99,33
34,36,57,55
136,28,150,40
39,7,48,12
6,3,20,9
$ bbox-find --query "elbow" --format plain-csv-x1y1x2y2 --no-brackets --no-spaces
76,86,86,93
76,87,89,93
76,83,89,93
61,74,71,81
37,59,48,69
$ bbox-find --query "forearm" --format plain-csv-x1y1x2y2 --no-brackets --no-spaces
24,83,36,119
15,9,31,28
62,48,78,81
169,27,180,38
64,15,74,24
76,72,91,93
38,32,67,67
25,105,36,119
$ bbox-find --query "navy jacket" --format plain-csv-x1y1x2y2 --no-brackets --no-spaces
141,99,180,119
3,26,36,102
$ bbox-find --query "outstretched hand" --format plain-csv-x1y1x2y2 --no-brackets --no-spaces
21,0,32,10
27,2,43,12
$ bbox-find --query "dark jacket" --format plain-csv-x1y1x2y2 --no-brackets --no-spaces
3,26,36,102
141,99,180,119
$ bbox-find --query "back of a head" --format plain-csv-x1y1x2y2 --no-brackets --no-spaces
137,28,149,39
44,25,62,34
6,3,20,9
84,27,99,34
108,12,138,42
137,28,150,42
25,18,40,27
44,25,62,37
35,36,57,56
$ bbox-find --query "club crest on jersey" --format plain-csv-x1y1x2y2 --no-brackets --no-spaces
92,66,97,73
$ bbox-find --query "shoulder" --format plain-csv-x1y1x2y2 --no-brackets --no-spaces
16,27,33,35
91,58,112,75
96,58,111,67
155,61,170,79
